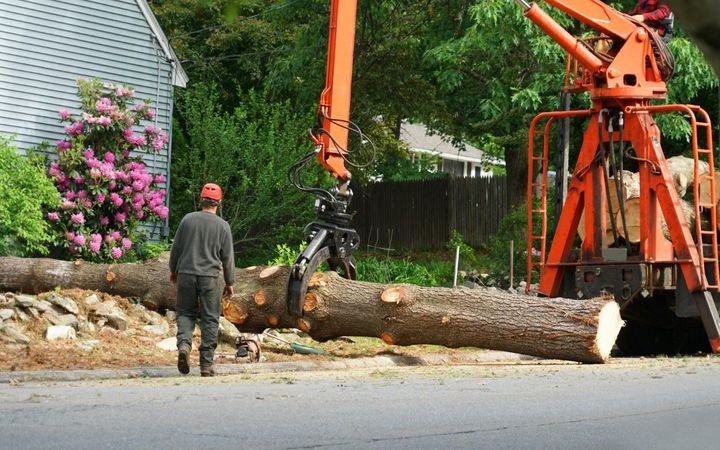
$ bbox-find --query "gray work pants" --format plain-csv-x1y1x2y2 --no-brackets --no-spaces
175,274,221,367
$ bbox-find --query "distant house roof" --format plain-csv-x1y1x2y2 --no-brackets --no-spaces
136,0,188,87
399,122,504,166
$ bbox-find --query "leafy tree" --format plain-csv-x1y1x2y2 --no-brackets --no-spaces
171,83,324,265
0,135,59,256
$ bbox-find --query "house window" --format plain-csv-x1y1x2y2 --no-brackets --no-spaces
443,159,464,176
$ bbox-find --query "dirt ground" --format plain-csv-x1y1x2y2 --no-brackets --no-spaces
0,289,483,373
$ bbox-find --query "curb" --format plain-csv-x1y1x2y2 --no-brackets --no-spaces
0,351,537,384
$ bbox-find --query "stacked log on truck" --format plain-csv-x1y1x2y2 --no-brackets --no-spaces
576,156,707,244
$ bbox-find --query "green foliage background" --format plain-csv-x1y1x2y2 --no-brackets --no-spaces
151,0,719,268
0,136,59,256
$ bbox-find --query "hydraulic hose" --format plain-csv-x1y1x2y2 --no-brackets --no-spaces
616,112,630,244
598,109,619,244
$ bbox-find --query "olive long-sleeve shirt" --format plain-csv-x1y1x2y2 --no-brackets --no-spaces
169,211,235,286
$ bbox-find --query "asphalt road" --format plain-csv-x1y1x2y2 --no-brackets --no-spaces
1,358,719,449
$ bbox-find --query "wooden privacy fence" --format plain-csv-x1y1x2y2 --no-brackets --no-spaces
349,176,508,250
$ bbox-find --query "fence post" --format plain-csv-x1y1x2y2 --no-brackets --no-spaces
453,246,461,288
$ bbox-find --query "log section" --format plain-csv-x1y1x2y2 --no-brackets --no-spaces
0,256,623,363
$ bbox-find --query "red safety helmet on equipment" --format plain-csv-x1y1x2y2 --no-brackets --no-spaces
200,183,222,200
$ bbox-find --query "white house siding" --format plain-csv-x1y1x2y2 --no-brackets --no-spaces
0,0,180,239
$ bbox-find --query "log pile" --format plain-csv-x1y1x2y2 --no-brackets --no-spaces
0,256,624,363
578,156,708,243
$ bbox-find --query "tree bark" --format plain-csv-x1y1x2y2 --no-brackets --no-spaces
0,257,623,363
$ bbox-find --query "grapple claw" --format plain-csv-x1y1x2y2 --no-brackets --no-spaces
287,223,358,317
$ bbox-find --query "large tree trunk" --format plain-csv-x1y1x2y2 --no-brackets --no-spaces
0,256,623,363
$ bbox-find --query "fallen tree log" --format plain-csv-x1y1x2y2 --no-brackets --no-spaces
0,256,623,363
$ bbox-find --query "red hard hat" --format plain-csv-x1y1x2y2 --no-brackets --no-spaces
200,183,222,200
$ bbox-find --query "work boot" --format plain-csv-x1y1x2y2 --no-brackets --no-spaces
200,365,215,377
177,343,191,375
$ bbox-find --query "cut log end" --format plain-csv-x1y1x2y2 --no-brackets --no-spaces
594,301,624,362
308,272,326,288
380,332,394,345
303,293,318,313
297,318,311,333
381,286,405,304
259,266,282,280
254,289,267,306
222,300,248,325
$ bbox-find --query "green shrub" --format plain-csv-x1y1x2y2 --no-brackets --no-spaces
0,135,59,256
447,230,479,271
356,255,449,287
131,239,171,261
266,241,307,267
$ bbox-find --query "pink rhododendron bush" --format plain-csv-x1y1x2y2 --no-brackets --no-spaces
45,79,169,261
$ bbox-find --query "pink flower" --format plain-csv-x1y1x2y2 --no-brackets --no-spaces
82,149,95,159
48,163,61,177
132,180,145,191
153,174,165,184
122,150,130,158
121,238,132,250
109,193,123,207
104,151,115,163
64,122,84,135
127,135,146,146
59,109,71,120
98,116,112,126
110,231,121,241
115,212,126,223
83,200,92,208
89,241,101,253
91,233,102,243
56,140,72,151
144,126,161,135
95,192,106,203
77,190,87,199
96,97,113,114
135,210,145,219
115,86,134,97
110,247,123,259
146,109,156,119
123,128,134,139
151,134,169,151
61,200,74,210
89,168,101,178
155,206,168,220
73,234,86,246
74,175,84,184
82,112,97,124
65,231,75,242
100,216,110,226
65,191,76,201
47,212,60,221
70,212,85,225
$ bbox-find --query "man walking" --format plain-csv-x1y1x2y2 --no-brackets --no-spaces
169,183,235,377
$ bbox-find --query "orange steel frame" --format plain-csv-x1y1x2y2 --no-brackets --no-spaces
519,0,720,351
312,0,357,183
